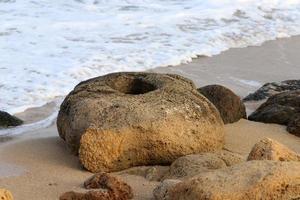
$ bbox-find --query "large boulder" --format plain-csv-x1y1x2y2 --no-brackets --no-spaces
0,111,23,128
287,116,300,136
163,161,300,200
164,150,243,180
244,79,300,101
198,85,246,124
247,138,300,161
0,189,13,200
57,72,225,172
248,90,300,134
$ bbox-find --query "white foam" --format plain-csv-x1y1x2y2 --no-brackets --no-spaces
1,0,300,115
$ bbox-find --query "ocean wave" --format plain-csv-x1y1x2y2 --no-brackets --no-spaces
1,0,300,114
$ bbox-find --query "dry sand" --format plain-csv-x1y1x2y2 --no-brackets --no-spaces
1,36,300,199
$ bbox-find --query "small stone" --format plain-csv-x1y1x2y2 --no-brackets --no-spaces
0,189,13,200
247,138,300,161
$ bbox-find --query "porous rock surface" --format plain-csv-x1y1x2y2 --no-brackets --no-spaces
57,72,225,172
59,172,133,200
163,161,300,200
244,79,300,101
163,150,243,179
198,85,246,124
153,179,182,200
0,111,23,128
0,189,13,200
248,90,300,134
247,138,300,161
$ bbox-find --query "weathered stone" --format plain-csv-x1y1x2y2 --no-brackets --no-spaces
164,161,300,200
248,91,300,134
164,150,243,179
0,189,13,200
57,72,224,172
198,85,246,124
0,111,23,128
247,138,300,161
244,80,300,101
287,115,300,136
59,173,133,200
117,166,170,182
153,179,182,200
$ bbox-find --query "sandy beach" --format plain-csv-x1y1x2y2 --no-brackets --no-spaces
1,36,300,199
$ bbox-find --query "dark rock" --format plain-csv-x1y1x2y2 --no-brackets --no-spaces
0,111,23,128
198,84,247,124
57,72,224,172
287,116,300,136
248,90,300,126
244,80,300,101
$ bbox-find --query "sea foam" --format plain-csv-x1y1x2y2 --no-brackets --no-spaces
1,0,300,115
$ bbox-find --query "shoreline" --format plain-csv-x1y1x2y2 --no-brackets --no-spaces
3,35,300,137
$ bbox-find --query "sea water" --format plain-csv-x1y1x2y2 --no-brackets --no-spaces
1,0,300,117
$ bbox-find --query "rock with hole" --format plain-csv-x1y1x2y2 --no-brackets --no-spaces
57,72,225,172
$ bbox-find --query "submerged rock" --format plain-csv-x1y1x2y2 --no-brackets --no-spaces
198,85,246,124
248,90,300,134
164,161,300,200
164,150,243,180
57,72,224,172
0,111,23,128
0,189,13,200
60,173,133,200
244,79,300,101
247,138,300,161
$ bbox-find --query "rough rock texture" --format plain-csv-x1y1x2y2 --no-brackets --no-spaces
59,173,133,200
117,166,170,181
0,111,23,128
153,179,182,200
244,80,300,101
287,116,300,136
0,189,13,200
247,138,300,161
57,72,224,172
248,90,300,134
198,85,247,124
164,161,300,200
164,150,243,180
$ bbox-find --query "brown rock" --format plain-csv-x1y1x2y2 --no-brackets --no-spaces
0,189,13,200
57,72,224,172
59,173,133,200
164,150,243,179
287,115,300,136
198,85,246,124
165,161,300,200
247,138,300,161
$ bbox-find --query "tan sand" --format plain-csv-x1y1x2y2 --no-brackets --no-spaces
0,36,300,199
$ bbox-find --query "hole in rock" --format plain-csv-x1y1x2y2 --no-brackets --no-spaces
109,76,157,95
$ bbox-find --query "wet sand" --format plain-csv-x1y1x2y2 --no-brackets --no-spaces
1,36,300,199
